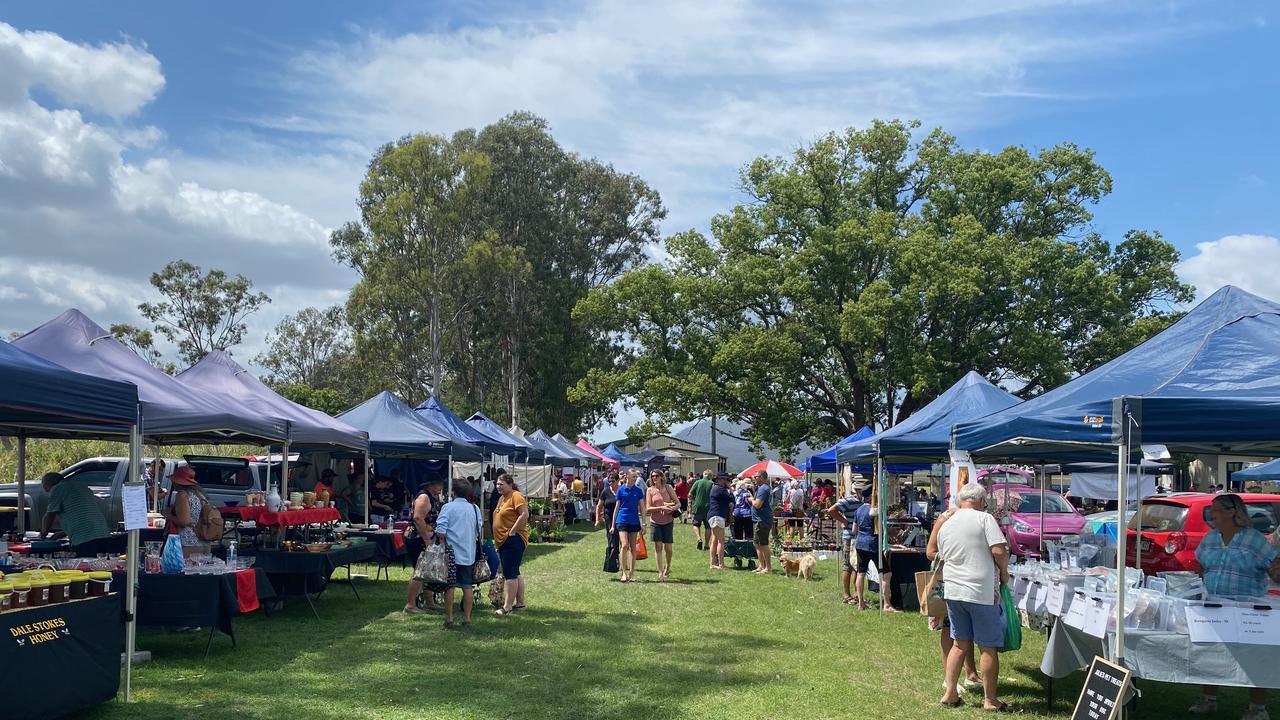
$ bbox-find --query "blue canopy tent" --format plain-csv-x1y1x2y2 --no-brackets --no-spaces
339,392,482,496
416,397,518,458
466,412,544,464
807,427,927,474
952,285,1280,668
954,286,1280,461
551,432,600,467
524,429,581,467
838,371,1021,463
631,447,668,470
602,443,644,467
1235,458,1280,485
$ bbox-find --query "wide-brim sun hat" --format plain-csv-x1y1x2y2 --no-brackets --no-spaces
170,466,197,486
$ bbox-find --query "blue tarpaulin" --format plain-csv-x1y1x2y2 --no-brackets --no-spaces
416,397,518,457
14,309,288,444
338,391,480,460
837,371,1020,463
0,337,137,437
177,350,368,450
954,286,1280,460
466,412,544,463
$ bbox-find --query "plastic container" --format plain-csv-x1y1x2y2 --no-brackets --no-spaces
0,581,11,612
47,576,70,604
57,571,88,599
9,581,28,609
86,572,112,597
27,579,49,607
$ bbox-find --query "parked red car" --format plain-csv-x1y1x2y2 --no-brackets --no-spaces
1125,493,1280,574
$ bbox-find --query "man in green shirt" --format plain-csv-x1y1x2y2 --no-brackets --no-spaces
688,470,714,550
39,472,110,554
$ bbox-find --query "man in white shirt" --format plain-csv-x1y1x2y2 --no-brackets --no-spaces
434,480,484,628
936,482,1010,711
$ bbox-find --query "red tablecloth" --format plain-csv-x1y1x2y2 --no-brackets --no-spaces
9,543,29,555
219,506,339,527
233,568,260,613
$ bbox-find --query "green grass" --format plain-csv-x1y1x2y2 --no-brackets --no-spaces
76,525,1226,719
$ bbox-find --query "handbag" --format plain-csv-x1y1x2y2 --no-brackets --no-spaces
488,568,506,607
635,533,649,561
471,509,492,584
413,541,450,585
915,565,948,618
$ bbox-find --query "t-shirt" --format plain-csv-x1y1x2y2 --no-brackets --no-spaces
937,508,1007,605
834,495,863,539
371,481,405,515
647,485,675,525
674,481,690,501
733,488,753,517
689,477,713,515
435,498,482,566
788,487,806,512
1195,527,1279,598
708,484,733,520
614,484,645,526
47,481,108,546
493,490,529,547
752,484,774,525
853,503,878,551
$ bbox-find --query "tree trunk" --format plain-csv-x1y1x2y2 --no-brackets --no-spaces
508,272,522,427
430,290,442,397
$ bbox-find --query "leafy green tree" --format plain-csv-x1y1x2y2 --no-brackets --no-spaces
136,260,271,366
575,120,1193,451
255,306,352,388
109,323,177,374
271,384,352,417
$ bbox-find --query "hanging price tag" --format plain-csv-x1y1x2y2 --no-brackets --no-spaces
1047,582,1067,616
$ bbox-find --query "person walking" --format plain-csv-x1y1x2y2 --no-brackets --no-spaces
688,470,714,550
492,473,530,616
403,477,446,613
646,470,677,581
925,506,982,696
596,472,622,572
674,474,691,524
936,482,1010,712
707,472,733,569
435,480,483,628
747,470,775,574
612,470,646,582
825,484,863,604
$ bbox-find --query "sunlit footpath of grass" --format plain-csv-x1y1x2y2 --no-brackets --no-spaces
76,526,1214,720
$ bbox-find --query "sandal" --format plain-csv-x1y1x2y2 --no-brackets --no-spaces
495,607,512,616
842,596,855,604
442,619,455,629
982,701,1011,712
939,698,964,708
512,604,526,611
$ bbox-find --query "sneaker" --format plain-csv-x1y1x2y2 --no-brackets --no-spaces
1188,698,1218,715
1241,706,1270,720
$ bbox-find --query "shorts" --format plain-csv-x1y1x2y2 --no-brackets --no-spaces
405,536,425,562
707,516,727,530
679,499,688,512
841,538,854,571
855,548,877,574
452,562,474,589
692,513,708,528
498,535,526,580
617,523,643,534
946,599,1005,648
650,522,674,544
753,522,772,546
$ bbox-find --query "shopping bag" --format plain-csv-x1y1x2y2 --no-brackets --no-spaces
1000,584,1022,652
413,542,450,585
489,569,506,607
915,568,948,618
635,534,649,561
603,534,620,573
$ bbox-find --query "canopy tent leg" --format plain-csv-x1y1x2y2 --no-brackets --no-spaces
875,456,885,618
124,417,141,703
280,441,291,502
362,451,370,527
15,433,24,534
1039,465,1046,558
1115,440,1129,709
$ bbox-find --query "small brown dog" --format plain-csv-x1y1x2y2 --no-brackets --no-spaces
783,554,816,580
782,557,801,577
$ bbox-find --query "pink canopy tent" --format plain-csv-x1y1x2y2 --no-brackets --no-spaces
576,438,620,469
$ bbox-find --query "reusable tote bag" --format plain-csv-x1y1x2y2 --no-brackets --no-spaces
915,564,948,618
999,584,1022,652
635,533,649,561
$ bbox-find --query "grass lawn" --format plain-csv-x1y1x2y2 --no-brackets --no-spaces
77,525,1221,720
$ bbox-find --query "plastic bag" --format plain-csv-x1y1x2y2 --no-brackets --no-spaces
1000,584,1022,652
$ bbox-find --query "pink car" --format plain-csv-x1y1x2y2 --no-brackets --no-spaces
986,482,1086,558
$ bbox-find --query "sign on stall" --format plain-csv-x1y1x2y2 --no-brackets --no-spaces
1071,656,1131,720
1082,597,1112,639
122,482,148,531
1063,591,1088,629
1046,582,1067,616
1034,581,1051,615
1237,605,1280,645
1185,603,1239,644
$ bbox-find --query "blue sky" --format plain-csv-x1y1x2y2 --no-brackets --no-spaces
0,1,1276,438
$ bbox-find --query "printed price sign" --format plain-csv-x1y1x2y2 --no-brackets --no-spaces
1185,604,1239,644
1237,605,1280,646
122,482,148,531
1071,656,1131,720
1064,591,1088,629
1046,582,1067,616
1083,597,1112,638
1034,582,1051,615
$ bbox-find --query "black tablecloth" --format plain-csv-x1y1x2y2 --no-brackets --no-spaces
254,543,377,596
349,532,406,566
112,568,275,640
871,549,930,609
5,593,122,720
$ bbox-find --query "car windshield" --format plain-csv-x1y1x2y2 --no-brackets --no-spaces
1129,502,1187,532
1202,501,1280,534
1016,493,1074,513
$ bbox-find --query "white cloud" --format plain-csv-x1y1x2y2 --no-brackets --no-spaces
0,22,164,117
1177,234,1280,302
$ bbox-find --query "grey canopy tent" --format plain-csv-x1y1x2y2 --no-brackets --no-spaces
466,412,544,463
522,429,581,467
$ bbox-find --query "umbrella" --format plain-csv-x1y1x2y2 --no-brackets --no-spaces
736,460,803,479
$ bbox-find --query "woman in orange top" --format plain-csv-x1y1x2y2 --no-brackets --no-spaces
492,472,529,615
646,469,678,581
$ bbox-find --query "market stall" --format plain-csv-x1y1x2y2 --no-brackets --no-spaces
253,542,377,618
111,568,276,657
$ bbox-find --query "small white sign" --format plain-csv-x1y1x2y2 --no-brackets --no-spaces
1234,606,1280,646
1034,582,1051,615
1083,598,1112,638
1185,604,1239,644
122,482,148,531
1046,583,1067,616
1064,592,1089,629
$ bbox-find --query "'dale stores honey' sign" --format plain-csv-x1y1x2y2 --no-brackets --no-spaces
10,616,70,647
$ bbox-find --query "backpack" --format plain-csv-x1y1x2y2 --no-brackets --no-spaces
196,492,225,542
